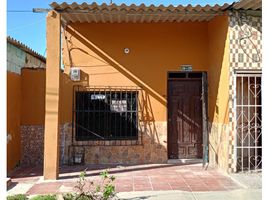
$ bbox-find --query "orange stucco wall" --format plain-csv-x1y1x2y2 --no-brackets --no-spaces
17,15,231,171
7,68,46,173
7,72,21,172
62,21,211,122
20,68,75,125
208,15,229,125
207,15,230,170
20,18,230,126
21,68,46,125
59,17,231,170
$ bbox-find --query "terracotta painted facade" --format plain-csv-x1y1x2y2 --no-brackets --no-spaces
7,2,262,179
55,14,234,169
7,71,21,172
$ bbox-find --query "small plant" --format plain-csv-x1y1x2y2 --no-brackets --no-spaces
30,195,57,200
62,193,74,200
7,194,28,200
63,169,116,200
99,170,116,200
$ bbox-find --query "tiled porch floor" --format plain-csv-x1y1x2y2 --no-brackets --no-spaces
8,163,242,195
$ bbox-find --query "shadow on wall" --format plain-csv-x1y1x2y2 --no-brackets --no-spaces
59,69,89,123
65,24,177,106
60,83,167,164
60,65,163,144
207,15,229,170
139,90,162,145
208,12,262,171
208,103,229,168
59,23,169,164
59,34,168,163
19,68,167,168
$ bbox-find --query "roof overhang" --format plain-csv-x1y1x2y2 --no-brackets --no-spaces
7,36,46,63
49,0,262,24
50,2,231,24
233,0,262,10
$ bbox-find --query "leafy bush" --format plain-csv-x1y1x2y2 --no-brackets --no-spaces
63,169,116,200
62,193,74,200
99,171,115,200
7,194,57,200
7,194,28,200
30,195,56,200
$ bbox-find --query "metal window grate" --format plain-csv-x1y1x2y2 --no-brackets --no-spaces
235,73,262,172
72,85,139,141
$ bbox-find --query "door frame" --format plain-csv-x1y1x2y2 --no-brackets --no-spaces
167,71,208,165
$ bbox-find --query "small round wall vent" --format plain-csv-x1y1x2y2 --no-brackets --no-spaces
124,48,130,54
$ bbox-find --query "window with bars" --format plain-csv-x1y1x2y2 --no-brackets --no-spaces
74,88,138,141
235,73,262,172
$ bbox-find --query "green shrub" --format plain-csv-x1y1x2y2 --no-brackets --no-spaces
7,194,28,200
30,195,56,200
62,193,74,200
63,169,117,200
99,170,116,200
62,193,91,200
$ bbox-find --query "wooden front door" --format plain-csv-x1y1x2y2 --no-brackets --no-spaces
168,79,203,159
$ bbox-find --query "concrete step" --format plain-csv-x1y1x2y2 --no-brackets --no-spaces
167,159,203,164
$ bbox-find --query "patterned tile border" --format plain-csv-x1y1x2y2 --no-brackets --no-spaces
228,10,262,172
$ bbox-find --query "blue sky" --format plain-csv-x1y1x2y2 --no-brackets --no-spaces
7,0,235,55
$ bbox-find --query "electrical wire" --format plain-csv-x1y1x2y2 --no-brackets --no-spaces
7,10,33,13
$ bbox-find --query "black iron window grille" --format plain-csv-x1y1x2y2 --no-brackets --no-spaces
73,85,139,141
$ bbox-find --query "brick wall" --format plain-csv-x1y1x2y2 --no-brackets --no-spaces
20,125,44,166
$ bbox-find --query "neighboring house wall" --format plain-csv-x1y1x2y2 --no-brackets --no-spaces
7,42,26,74
7,72,22,172
7,39,46,173
20,68,45,166
25,53,46,68
228,10,262,172
19,69,76,166
206,11,262,173
7,43,25,172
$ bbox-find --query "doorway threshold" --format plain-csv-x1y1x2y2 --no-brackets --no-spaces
167,159,203,164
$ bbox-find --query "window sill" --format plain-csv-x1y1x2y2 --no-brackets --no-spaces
72,137,142,146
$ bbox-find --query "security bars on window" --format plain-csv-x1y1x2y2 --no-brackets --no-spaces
72,85,139,141
235,73,262,172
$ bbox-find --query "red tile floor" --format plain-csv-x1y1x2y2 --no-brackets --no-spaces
8,163,241,195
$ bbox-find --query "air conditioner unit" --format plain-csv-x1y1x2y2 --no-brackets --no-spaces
70,67,80,81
